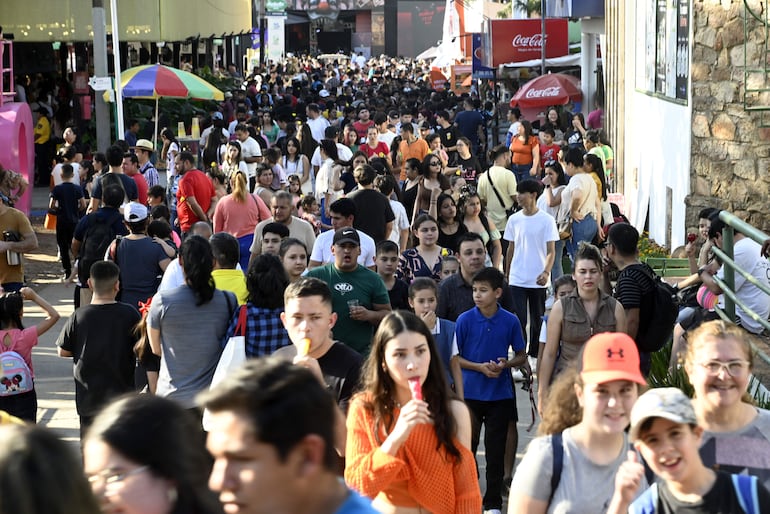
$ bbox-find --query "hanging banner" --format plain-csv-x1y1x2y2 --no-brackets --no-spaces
471,33,494,80
490,19,569,66
266,15,285,63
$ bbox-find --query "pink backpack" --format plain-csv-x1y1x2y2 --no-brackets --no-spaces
0,334,33,396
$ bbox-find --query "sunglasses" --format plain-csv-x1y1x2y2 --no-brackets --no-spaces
430,161,441,166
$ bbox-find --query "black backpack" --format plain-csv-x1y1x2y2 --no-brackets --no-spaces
77,211,122,284
635,264,679,353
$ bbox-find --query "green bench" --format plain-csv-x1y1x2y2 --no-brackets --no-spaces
644,257,692,278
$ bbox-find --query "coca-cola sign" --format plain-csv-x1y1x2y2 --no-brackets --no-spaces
525,86,561,98
491,19,568,66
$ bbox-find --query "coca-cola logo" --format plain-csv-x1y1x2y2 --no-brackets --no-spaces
524,87,561,99
512,33,547,49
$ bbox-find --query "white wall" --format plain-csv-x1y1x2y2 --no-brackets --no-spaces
622,0,691,250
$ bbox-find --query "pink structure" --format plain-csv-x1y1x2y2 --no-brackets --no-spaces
0,39,33,215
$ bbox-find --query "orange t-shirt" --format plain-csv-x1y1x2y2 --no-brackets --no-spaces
398,138,430,181
509,135,539,166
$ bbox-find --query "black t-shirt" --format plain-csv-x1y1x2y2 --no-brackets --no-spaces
401,182,419,222
387,278,410,311
656,471,770,513
348,188,395,244
274,341,363,414
56,302,141,416
614,263,655,342
438,222,468,254
438,125,461,163
456,155,482,184
51,182,84,224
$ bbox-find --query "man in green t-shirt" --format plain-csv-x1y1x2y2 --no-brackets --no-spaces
306,228,391,355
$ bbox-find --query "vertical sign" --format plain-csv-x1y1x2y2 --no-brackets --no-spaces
471,33,494,79
266,15,285,63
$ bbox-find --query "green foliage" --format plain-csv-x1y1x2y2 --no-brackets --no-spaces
123,98,215,138
638,231,670,260
646,338,694,396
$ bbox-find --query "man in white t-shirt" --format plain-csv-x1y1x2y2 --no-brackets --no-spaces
306,103,330,144
310,126,354,173
235,124,262,191
309,198,375,270
699,213,770,335
503,179,558,361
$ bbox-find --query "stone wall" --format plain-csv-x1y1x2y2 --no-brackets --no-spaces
689,0,770,232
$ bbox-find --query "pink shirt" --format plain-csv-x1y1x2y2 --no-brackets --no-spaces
0,327,39,376
213,193,271,238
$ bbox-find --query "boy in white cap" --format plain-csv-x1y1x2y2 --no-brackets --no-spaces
609,387,770,513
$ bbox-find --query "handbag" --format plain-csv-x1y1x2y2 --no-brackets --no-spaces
44,211,57,230
556,205,572,240
202,303,246,431
486,169,516,218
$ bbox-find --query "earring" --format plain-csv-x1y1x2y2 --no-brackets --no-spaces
167,488,178,504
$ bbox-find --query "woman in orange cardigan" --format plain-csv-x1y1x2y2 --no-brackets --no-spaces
344,311,481,514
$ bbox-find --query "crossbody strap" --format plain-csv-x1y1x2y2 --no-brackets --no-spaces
549,432,564,506
486,170,510,209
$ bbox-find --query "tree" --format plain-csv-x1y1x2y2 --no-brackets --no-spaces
497,0,543,18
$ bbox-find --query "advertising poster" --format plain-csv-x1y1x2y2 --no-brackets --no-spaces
675,0,690,100
489,19,569,66
472,33,494,80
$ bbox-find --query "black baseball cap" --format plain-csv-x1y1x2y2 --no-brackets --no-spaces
333,227,360,246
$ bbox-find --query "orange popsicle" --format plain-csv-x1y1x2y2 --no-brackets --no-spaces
298,338,311,356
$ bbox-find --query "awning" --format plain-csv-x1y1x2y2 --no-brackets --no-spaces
0,0,251,42
284,12,310,25
503,53,583,68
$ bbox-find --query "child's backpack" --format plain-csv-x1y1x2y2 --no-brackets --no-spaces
0,336,33,397
630,473,760,514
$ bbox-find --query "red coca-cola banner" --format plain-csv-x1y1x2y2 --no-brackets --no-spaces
490,19,569,66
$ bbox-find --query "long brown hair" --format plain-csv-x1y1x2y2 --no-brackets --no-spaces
358,311,461,459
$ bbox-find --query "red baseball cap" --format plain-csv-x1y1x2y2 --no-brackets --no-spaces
580,332,646,385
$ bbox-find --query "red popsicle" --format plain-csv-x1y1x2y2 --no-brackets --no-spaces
407,377,423,400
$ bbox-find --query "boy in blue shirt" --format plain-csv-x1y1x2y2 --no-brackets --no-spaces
454,267,527,514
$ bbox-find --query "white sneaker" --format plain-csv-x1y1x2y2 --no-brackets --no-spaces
484,510,502,514
511,369,525,382
528,356,538,371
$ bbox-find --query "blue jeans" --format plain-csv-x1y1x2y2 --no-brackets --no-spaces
511,163,532,184
567,213,598,260
237,233,254,272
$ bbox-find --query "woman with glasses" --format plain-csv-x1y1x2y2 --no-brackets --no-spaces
83,395,222,514
412,155,451,220
684,320,770,492
449,137,482,186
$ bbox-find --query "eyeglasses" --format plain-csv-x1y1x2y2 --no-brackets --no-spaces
697,359,750,376
87,466,149,487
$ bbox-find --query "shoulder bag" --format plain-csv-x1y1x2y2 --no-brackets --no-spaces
486,169,516,218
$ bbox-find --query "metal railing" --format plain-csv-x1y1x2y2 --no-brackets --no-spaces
710,211,770,366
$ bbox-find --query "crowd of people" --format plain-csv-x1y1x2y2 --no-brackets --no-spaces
0,54,769,514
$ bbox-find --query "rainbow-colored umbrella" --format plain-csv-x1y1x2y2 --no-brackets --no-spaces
107,64,224,146
119,64,224,100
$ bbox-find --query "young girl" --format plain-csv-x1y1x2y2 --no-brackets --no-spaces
536,275,576,378
279,238,308,283
510,332,648,514
439,254,459,281
263,147,286,191
298,195,325,234
397,214,451,283
344,311,482,514
0,288,60,422
286,174,302,214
